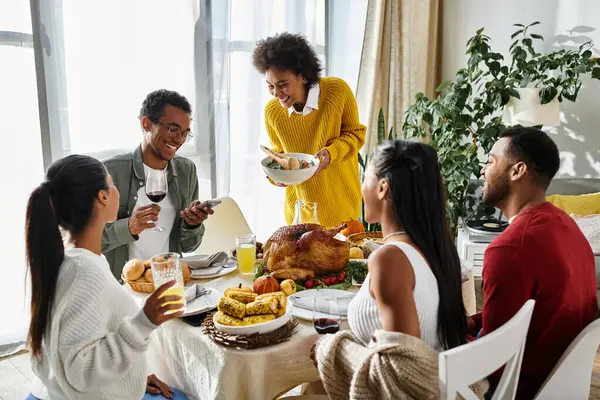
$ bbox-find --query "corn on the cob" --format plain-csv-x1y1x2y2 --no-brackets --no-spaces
246,297,278,315
226,290,257,304
256,291,287,309
215,311,244,326
242,314,276,326
218,296,246,319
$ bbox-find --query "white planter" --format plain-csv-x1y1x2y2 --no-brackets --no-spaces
502,87,560,127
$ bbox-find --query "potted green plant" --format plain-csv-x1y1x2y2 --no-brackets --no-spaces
402,21,600,237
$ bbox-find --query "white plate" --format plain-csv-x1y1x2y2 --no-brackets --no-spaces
289,288,355,321
183,287,222,317
213,302,293,335
190,265,237,279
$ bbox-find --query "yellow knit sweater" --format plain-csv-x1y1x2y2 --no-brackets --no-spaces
264,77,367,228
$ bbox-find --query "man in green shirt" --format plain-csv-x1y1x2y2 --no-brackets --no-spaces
102,89,212,280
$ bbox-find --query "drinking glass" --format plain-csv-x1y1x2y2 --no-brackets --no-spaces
236,233,256,275
292,199,319,225
145,167,168,232
313,297,341,334
150,252,186,313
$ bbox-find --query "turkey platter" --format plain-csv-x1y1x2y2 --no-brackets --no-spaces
263,223,350,281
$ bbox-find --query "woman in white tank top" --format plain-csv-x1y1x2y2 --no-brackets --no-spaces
346,140,468,351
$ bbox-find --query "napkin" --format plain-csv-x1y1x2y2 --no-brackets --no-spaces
288,293,354,317
183,252,228,269
184,284,211,303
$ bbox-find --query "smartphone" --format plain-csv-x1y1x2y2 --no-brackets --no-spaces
197,199,222,210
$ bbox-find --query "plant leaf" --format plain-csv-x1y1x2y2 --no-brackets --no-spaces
530,33,544,40
592,67,600,80
377,108,385,144
511,29,524,39
528,21,541,27
437,80,452,92
513,23,525,27
540,86,558,104
506,87,520,99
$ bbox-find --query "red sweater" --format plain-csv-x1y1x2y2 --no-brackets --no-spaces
472,202,597,399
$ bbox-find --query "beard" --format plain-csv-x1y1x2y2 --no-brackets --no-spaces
482,174,510,207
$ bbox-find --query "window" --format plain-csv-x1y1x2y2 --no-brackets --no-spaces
0,0,44,346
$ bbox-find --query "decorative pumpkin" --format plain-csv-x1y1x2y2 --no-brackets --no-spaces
253,275,280,295
224,283,254,297
280,279,297,296
349,247,364,259
340,219,365,236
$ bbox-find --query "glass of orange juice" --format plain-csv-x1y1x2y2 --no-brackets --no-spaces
236,233,256,275
150,252,186,313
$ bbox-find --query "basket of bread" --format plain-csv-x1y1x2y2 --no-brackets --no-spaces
213,276,296,335
121,258,192,293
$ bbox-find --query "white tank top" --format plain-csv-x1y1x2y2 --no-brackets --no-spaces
347,241,441,351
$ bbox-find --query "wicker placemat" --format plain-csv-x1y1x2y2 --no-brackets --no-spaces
202,312,299,349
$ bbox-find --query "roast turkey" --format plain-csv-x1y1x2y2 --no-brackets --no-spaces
263,223,350,281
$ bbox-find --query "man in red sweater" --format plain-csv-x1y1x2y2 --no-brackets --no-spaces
469,127,598,399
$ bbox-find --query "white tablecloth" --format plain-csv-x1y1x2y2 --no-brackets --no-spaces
126,271,353,400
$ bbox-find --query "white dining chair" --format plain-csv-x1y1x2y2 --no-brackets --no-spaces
533,317,600,399
439,299,535,400
193,196,252,255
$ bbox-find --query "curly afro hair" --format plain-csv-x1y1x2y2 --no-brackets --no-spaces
252,32,323,86
139,89,192,123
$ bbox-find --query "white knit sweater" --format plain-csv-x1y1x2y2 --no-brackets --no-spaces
30,248,157,399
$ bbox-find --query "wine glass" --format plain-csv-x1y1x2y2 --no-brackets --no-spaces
313,297,341,334
145,167,168,232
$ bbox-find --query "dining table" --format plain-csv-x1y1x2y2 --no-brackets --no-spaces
126,266,356,400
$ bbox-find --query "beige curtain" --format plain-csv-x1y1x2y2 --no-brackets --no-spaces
356,0,443,154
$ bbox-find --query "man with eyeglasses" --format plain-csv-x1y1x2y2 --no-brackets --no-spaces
101,89,213,280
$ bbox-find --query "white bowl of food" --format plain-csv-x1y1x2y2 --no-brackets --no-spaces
214,301,293,336
261,153,320,186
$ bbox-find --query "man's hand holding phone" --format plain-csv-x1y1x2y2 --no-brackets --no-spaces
180,199,221,227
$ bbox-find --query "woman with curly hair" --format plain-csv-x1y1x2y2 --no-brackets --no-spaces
252,32,366,228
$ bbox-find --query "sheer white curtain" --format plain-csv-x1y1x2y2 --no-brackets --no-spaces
0,0,44,353
210,0,367,241
210,0,326,241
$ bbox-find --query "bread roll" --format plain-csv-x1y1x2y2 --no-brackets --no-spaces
144,269,153,283
180,261,190,277
143,259,151,269
123,258,144,281
136,276,147,283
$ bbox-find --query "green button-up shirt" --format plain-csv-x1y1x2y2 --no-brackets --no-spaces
101,146,205,280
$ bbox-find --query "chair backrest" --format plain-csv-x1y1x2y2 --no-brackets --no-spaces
533,317,600,399
193,197,252,255
439,300,535,400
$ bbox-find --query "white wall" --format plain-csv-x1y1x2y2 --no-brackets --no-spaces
443,0,600,178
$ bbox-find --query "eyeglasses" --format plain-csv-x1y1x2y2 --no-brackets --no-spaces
154,120,193,143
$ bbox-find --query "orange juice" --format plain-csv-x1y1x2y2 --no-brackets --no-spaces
237,244,256,274
160,286,185,314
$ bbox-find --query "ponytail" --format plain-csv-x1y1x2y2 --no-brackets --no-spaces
26,182,65,357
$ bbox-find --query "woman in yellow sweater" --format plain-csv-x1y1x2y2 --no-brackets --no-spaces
252,32,366,228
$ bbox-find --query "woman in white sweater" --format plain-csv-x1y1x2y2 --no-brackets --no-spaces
346,140,468,350
24,154,187,399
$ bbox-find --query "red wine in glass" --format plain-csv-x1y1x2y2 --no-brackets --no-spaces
145,167,168,232
314,318,340,334
146,191,167,203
